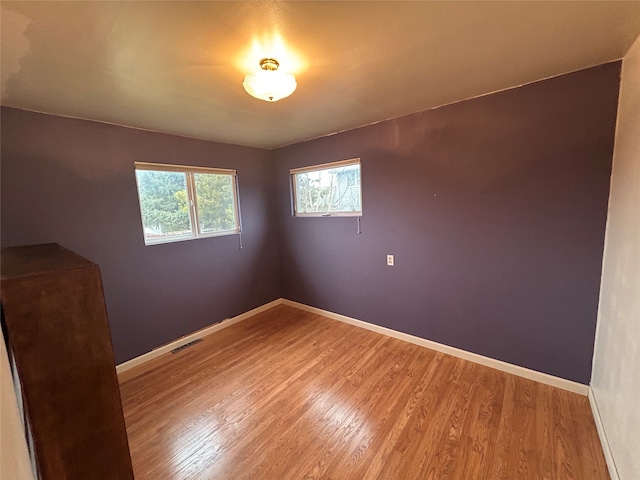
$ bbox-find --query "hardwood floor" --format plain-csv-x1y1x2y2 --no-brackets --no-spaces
119,305,609,480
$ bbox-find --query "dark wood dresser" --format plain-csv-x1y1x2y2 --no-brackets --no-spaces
1,243,134,479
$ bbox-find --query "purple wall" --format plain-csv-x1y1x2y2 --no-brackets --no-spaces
1,108,281,363
273,62,620,384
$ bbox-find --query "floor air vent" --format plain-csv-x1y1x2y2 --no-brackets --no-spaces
171,338,203,354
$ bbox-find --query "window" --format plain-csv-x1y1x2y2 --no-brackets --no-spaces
291,158,362,216
134,162,240,245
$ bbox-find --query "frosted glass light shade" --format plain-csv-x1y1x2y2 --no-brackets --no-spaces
243,69,297,102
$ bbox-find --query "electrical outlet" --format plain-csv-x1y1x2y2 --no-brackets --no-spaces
387,254,394,266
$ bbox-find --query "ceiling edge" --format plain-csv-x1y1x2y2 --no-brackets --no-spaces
1,58,624,152
276,58,625,151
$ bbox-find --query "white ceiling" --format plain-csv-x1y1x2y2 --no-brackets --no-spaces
2,1,639,150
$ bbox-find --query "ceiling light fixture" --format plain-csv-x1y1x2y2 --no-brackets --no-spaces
243,58,297,102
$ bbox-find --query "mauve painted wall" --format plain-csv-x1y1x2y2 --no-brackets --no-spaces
273,62,620,384
1,107,281,363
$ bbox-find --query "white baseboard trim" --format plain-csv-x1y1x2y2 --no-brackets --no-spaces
282,299,589,395
116,298,283,374
117,297,588,396
588,387,619,479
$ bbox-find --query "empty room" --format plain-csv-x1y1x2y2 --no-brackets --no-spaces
1,2,639,479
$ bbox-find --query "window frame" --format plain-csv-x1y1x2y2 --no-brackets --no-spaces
134,162,241,246
290,158,362,217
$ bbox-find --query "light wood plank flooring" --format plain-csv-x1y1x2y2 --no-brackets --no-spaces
119,305,609,479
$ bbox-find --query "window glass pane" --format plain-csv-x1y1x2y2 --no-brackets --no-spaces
135,170,192,241
194,173,237,233
295,163,361,215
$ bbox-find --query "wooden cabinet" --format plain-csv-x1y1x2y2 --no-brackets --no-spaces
1,243,134,480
